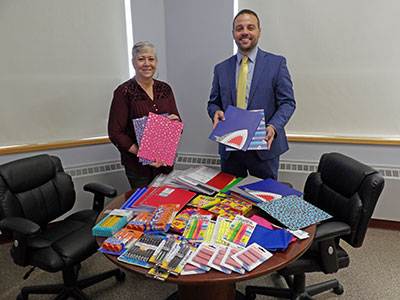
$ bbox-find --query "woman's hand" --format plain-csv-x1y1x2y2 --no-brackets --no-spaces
149,159,167,168
168,114,179,121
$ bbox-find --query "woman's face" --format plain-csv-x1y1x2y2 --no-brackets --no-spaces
132,50,157,80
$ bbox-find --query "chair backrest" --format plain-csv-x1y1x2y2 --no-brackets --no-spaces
304,152,384,248
0,154,75,228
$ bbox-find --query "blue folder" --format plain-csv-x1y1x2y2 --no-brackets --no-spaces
238,178,303,197
248,226,293,252
209,105,263,151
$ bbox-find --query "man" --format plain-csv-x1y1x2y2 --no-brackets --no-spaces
207,9,295,179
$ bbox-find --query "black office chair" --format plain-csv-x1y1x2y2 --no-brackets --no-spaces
246,152,385,300
0,154,125,300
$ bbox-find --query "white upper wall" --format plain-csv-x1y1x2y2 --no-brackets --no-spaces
164,0,234,156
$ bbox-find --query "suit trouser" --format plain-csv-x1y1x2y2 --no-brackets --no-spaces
220,151,279,180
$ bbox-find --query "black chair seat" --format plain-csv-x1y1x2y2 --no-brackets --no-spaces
0,154,125,300
28,210,98,272
246,152,384,300
279,243,350,276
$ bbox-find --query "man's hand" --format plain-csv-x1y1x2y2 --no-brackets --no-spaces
265,125,276,150
213,110,225,129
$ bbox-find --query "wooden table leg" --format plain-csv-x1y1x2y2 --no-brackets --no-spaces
165,283,247,300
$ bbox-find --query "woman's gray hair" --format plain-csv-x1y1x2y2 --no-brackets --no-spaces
132,41,157,60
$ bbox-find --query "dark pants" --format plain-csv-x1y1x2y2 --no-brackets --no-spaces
221,151,279,180
125,167,154,190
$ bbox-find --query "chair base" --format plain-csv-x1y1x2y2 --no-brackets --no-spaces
245,274,344,300
17,267,125,300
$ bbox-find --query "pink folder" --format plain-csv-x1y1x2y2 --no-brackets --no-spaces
137,113,183,166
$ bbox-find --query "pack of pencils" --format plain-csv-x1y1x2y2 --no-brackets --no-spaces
92,209,133,237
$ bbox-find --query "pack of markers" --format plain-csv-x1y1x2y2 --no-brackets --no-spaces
98,228,143,256
221,215,257,247
182,215,213,242
126,204,179,233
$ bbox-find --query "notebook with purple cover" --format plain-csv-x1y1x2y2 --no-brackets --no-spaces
208,105,263,151
137,112,183,166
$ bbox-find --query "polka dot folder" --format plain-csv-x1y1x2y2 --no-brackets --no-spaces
137,112,184,166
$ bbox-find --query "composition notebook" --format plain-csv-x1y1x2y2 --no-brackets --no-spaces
137,113,183,166
209,105,263,151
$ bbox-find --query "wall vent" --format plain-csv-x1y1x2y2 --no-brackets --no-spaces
62,154,400,181
64,161,123,178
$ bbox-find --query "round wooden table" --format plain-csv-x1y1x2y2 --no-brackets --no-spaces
96,190,316,300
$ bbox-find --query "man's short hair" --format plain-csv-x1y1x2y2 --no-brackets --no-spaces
233,9,260,29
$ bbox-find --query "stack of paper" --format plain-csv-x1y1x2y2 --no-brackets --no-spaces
171,166,237,195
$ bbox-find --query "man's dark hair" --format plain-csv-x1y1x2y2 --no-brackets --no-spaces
233,9,260,29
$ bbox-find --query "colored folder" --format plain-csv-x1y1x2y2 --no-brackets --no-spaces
137,113,183,166
139,185,196,210
133,114,168,165
257,195,332,230
209,105,263,151
226,109,267,151
248,226,293,252
238,178,303,198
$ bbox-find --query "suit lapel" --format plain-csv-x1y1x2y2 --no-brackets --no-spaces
226,55,237,106
248,50,268,107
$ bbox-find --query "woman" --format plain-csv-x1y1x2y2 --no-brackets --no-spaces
108,41,181,189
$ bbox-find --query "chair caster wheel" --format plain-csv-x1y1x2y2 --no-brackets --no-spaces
333,284,344,295
116,270,126,281
17,292,28,300
245,294,256,300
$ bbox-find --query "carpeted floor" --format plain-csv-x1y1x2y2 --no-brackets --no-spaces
1,227,399,300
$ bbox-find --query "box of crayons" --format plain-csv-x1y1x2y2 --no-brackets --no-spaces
92,209,133,237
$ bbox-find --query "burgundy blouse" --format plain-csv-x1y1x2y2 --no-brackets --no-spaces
108,78,181,177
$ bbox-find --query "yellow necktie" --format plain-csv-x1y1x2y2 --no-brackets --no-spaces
236,56,248,109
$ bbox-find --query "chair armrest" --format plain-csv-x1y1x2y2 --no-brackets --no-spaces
83,182,117,198
83,182,117,212
0,217,41,236
314,221,351,242
0,217,41,266
314,221,351,274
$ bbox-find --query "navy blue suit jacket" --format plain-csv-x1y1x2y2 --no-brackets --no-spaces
207,48,296,161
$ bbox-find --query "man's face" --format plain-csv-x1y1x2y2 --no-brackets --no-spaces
232,13,261,55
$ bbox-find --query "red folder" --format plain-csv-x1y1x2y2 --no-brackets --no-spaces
206,172,236,190
139,185,196,209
